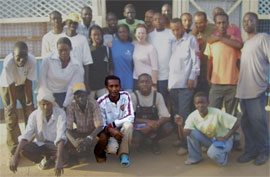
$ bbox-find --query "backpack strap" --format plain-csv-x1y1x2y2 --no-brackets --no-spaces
152,91,157,107
134,91,141,107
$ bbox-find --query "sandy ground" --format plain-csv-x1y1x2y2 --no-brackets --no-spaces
0,123,269,177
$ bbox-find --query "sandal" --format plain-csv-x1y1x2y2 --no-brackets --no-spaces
120,154,130,168
38,157,54,170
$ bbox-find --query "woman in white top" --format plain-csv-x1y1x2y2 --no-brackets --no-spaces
39,37,83,108
133,24,158,90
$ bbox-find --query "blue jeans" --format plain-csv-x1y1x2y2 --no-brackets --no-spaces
170,88,194,145
170,88,194,121
187,129,233,166
157,80,168,106
240,94,270,156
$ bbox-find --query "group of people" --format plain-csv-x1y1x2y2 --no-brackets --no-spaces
0,2,269,177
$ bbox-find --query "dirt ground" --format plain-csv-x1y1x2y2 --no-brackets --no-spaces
0,123,269,177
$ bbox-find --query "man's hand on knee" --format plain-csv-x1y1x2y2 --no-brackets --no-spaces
140,126,152,135
108,128,123,142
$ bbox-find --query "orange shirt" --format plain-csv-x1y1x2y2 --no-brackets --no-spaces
204,38,241,85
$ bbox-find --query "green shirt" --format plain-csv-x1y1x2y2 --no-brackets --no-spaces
184,107,236,138
118,19,145,40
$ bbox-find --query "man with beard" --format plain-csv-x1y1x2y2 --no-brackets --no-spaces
9,88,67,176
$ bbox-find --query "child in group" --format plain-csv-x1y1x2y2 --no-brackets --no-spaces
180,92,240,166
111,24,134,92
88,25,114,99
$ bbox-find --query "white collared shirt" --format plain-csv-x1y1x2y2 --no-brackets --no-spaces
147,28,176,80
0,53,36,87
59,33,93,66
38,52,83,107
97,91,134,128
19,107,67,146
168,33,200,89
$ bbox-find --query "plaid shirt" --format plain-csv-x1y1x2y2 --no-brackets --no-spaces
66,96,104,133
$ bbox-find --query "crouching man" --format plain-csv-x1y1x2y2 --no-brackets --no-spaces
131,73,173,154
183,92,240,166
97,75,134,167
66,83,105,163
9,88,67,176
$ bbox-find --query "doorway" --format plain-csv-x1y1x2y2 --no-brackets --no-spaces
106,0,172,20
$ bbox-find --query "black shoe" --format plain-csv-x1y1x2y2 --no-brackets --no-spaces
233,140,242,151
237,153,257,163
151,144,161,155
254,153,269,166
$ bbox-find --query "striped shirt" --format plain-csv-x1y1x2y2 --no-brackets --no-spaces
66,96,104,133
97,91,134,128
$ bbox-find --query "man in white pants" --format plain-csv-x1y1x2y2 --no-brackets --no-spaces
97,75,134,168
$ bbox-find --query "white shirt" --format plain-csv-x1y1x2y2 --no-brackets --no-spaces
147,28,176,80
41,30,64,57
0,53,36,87
168,33,200,89
59,33,93,66
97,91,134,128
19,107,67,146
132,41,158,79
38,52,83,107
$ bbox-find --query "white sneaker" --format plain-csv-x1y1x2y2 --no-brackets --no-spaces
176,147,188,156
184,159,201,165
